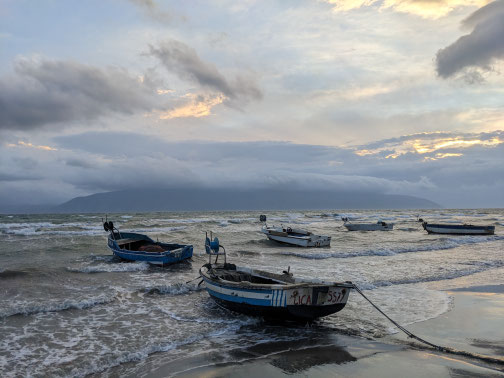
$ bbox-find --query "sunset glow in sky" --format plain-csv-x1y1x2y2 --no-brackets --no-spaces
0,0,503,209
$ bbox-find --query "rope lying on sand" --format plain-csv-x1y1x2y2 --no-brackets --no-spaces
352,284,504,366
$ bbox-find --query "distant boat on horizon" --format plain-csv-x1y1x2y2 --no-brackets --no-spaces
422,221,495,235
342,217,394,231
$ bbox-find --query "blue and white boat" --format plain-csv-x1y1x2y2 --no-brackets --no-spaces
422,222,494,235
200,232,352,321
103,221,193,265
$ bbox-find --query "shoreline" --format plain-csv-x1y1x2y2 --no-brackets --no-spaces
141,285,504,377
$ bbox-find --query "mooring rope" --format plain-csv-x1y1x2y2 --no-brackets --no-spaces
352,284,504,366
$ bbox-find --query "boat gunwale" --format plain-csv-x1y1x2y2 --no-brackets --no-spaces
107,232,192,256
199,265,353,291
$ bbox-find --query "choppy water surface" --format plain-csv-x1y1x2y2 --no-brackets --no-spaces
1,209,503,376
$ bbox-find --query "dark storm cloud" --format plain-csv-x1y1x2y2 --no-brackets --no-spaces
148,40,262,103
0,58,157,130
436,0,504,78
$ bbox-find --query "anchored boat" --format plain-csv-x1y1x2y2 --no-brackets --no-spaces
342,217,394,231
103,220,193,265
422,222,494,235
260,215,331,247
199,232,352,321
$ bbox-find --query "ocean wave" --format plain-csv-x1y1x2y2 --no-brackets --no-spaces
70,323,245,377
279,235,504,260
142,282,204,296
127,226,187,233
0,221,105,236
368,260,504,289
68,262,150,273
0,295,115,318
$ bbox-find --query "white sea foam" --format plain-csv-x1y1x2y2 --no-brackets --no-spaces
68,323,246,377
0,295,115,318
142,282,204,296
280,235,504,260
68,262,150,273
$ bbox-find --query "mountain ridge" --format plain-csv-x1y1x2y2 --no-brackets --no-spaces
53,188,441,213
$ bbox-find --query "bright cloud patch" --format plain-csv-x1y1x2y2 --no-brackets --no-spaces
157,94,225,119
354,131,503,158
7,141,57,151
326,0,489,18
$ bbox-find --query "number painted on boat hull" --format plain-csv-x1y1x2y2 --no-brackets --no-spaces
286,287,347,306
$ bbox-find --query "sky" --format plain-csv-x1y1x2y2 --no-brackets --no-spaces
0,0,503,210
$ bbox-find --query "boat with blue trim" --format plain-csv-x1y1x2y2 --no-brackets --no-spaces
103,220,193,265
422,222,494,235
200,232,352,321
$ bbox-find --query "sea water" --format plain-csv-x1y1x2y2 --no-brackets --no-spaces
0,209,503,376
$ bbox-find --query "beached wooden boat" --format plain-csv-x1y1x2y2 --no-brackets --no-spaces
260,215,331,247
103,221,193,265
342,218,393,231
422,222,494,235
200,232,352,321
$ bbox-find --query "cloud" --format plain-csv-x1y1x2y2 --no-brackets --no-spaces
354,130,503,158
147,39,262,105
157,93,225,119
436,0,504,78
0,57,158,130
325,0,488,19
2,130,503,208
128,0,178,23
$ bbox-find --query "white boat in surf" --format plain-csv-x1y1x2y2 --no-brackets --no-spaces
260,215,331,247
422,222,494,235
342,218,394,231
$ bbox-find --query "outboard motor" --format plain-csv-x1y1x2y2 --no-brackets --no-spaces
260,214,267,222
205,231,226,264
103,221,114,232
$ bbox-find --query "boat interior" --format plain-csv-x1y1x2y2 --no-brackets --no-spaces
111,232,181,253
210,265,296,285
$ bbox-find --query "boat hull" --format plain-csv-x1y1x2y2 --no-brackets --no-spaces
344,223,393,231
107,232,193,265
200,266,351,321
111,247,193,265
423,224,494,235
262,227,331,247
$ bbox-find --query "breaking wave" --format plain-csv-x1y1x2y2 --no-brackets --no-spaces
279,235,504,260
67,262,150,273
0,295,115,318
356,260,504,290
142,282,204,296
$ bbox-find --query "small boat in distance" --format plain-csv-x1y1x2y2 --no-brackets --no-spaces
422,221,495,235
200,232,353,321
260,215,331,247
103,220,193,265
342,217,394,231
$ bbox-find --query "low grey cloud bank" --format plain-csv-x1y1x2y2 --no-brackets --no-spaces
1,130,502,209
0,58,158,130
436,0,504,78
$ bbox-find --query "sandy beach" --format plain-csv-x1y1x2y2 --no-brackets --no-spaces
143,285,504,377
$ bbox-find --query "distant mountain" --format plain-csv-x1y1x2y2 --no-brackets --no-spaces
53,188,440,213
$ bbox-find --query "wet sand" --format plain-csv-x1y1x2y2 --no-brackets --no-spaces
145,285,504,377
